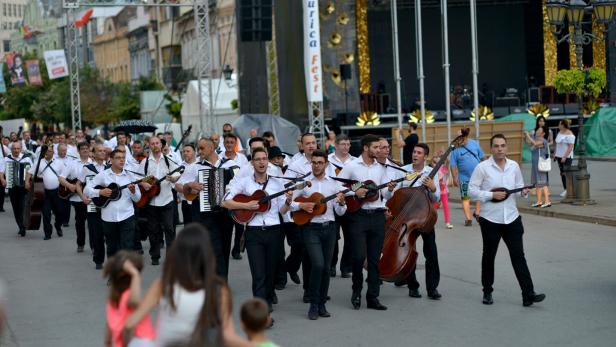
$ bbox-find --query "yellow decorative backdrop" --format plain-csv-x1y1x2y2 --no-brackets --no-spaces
592,21,606,71
356,0,371,94
542,1,558,86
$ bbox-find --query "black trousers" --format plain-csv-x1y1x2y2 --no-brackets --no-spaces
348,209,385,300
275,222,304,286
87,210,105,265
181,200,193,225
172,190,180,227
147,202,175,261
555,157,573,190
71,201,88,248
245,225,283,306
478,216,535,297
134,207,148,251
8,187,27,232
0,183,5,210
102,216,136,258
58,196,71,225
192,204,234,279
42,189,63,237
406,229,440,293
332,214,353,273
231,222,244,257
302,222,337,305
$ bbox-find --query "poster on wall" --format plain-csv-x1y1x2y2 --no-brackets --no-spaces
0,63,7,93
5,53,27,86
26,60,42,85
43,50,69,80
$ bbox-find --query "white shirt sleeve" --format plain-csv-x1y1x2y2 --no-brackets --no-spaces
85,172,103,198
469,164,492,202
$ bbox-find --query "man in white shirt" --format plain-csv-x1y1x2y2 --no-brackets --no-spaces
176,143,197,226
178,138,238,279
469,133,545,307
0,141,33,236
55,143,73,227
217,123,244,154
219,134,248,167
0,140,9,212
138,136,181,266
26,145,65,239
58,142,92,252
328,134,356,278
223,147,290,322
86,149,141,258
286,149,347,320
337,134,397,311
395,143,441,300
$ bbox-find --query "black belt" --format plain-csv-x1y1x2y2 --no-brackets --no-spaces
359,208,386,214
308,221,335,227
246,225,281,231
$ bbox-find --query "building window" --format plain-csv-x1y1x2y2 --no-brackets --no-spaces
3,40,10,53
3,4,6,16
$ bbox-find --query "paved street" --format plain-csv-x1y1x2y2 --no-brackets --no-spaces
1,195,615,347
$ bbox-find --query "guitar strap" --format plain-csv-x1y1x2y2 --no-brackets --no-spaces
40,160,60,178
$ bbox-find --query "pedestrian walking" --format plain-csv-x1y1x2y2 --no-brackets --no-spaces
450,129,485,226
431,151,453,229
554,119,575,197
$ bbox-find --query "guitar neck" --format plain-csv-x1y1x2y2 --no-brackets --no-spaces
509,185,534,194
117,178,146,190
321,187,352,203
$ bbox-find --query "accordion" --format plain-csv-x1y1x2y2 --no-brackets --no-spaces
198,167,238,212
6,161,30,188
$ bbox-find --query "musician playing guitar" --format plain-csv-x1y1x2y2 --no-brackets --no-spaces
58,142,92,252
222,147,291,324
287,149,346,320
138,136,181,266
177,137,238,279
0,141,33,236
393,143,442,300
25,145,65,240
469,134,546,307
337,134,397,311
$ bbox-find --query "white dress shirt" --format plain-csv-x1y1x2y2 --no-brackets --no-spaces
231,162,282,184
85,168,141,222
337,157,393,209
138,154,180,207
287,153,336,178
217,139,244,154
328,153,357,173
224,174,286,227
60,158,92,203
177,160,198,203
28,158,63,190
469,156,525,224
398,164,440,202
219,151,248,167
178,158,238,205
290,174,347,223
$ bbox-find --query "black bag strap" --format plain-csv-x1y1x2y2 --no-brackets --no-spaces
460,145,481,162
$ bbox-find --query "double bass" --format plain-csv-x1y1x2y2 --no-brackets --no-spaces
24,144,47,230
379,129,469,282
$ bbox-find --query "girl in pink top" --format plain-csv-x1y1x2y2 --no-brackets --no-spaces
104,251,155,347
431,152,453,229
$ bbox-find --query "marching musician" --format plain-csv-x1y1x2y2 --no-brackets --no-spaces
222,147,289,325
58,142,92,253
138,136,180,266
85,149,141,259
287,149,346,320
0,139,9,212
177,137,237,279
0,141,33,236
469,134,545,307
55,143,73,227
25,145,65,240
337,134,396,311
328,134,356,278
20,131,37,155
176,143,197,225
82,144,111,269
395,143,442,300
219,133,248,167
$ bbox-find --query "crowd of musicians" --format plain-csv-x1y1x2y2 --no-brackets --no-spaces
0,124,545,324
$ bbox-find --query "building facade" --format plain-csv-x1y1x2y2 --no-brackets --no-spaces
0,0,28,54
9,0,60,56
92,7,135,83
127,7,152,82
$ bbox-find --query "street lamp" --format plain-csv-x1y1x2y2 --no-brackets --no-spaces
546,0,616,205
222,64,233,81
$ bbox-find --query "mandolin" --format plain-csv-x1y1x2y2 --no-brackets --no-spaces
490,185,534,202
58,178,79,200
135,166,185,208
92,177,147,208
340,171,421,213
292,182,362,225
230,181,311,224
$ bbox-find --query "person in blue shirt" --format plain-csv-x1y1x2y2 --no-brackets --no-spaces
450,129,485,226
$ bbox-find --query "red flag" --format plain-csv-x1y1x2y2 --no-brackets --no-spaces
75,9,93,28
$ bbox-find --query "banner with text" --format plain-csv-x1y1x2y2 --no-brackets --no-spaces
302,0,323,102
43,50,69,80
5,53,26,85
26,60,42,85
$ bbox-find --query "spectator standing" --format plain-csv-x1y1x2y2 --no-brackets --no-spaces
525,127,551,208
450,130,485,226
554,119,575,197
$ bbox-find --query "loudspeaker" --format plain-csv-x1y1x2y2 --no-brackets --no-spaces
239,0,272,42
340,64,352,81
528,87,540,103
564,103,580,115
336,112,356,125
493,107,510,118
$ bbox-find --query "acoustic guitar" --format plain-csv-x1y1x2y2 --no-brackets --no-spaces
292,182,363,225
342,171,421,213
58,178,79,200
490,185,535,202
135,166,185,208
230,181,311,224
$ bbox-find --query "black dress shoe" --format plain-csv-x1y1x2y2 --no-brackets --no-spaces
303,292,310,303
62,223,69,228
308,304,319,320
482,293,493,305
318,304,331,317
151,259,160,266
351,291,361,310
77,246,84,253
289,272,301,284
272,293,278,305
394,279,407,287
427,290,442,300
367,299,388,311
341,271,351,278
18,230,25,237
43,235,51,240
408,289,422,298
275,283,285,291
330,267,336,277
95,263,103,270
523,293,546,307
232,253,242,260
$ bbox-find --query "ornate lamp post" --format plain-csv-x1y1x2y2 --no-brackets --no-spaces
546,0,615,205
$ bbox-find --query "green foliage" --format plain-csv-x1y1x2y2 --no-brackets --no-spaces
554,67,606,98
230,99,238,110
164,94,182,120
